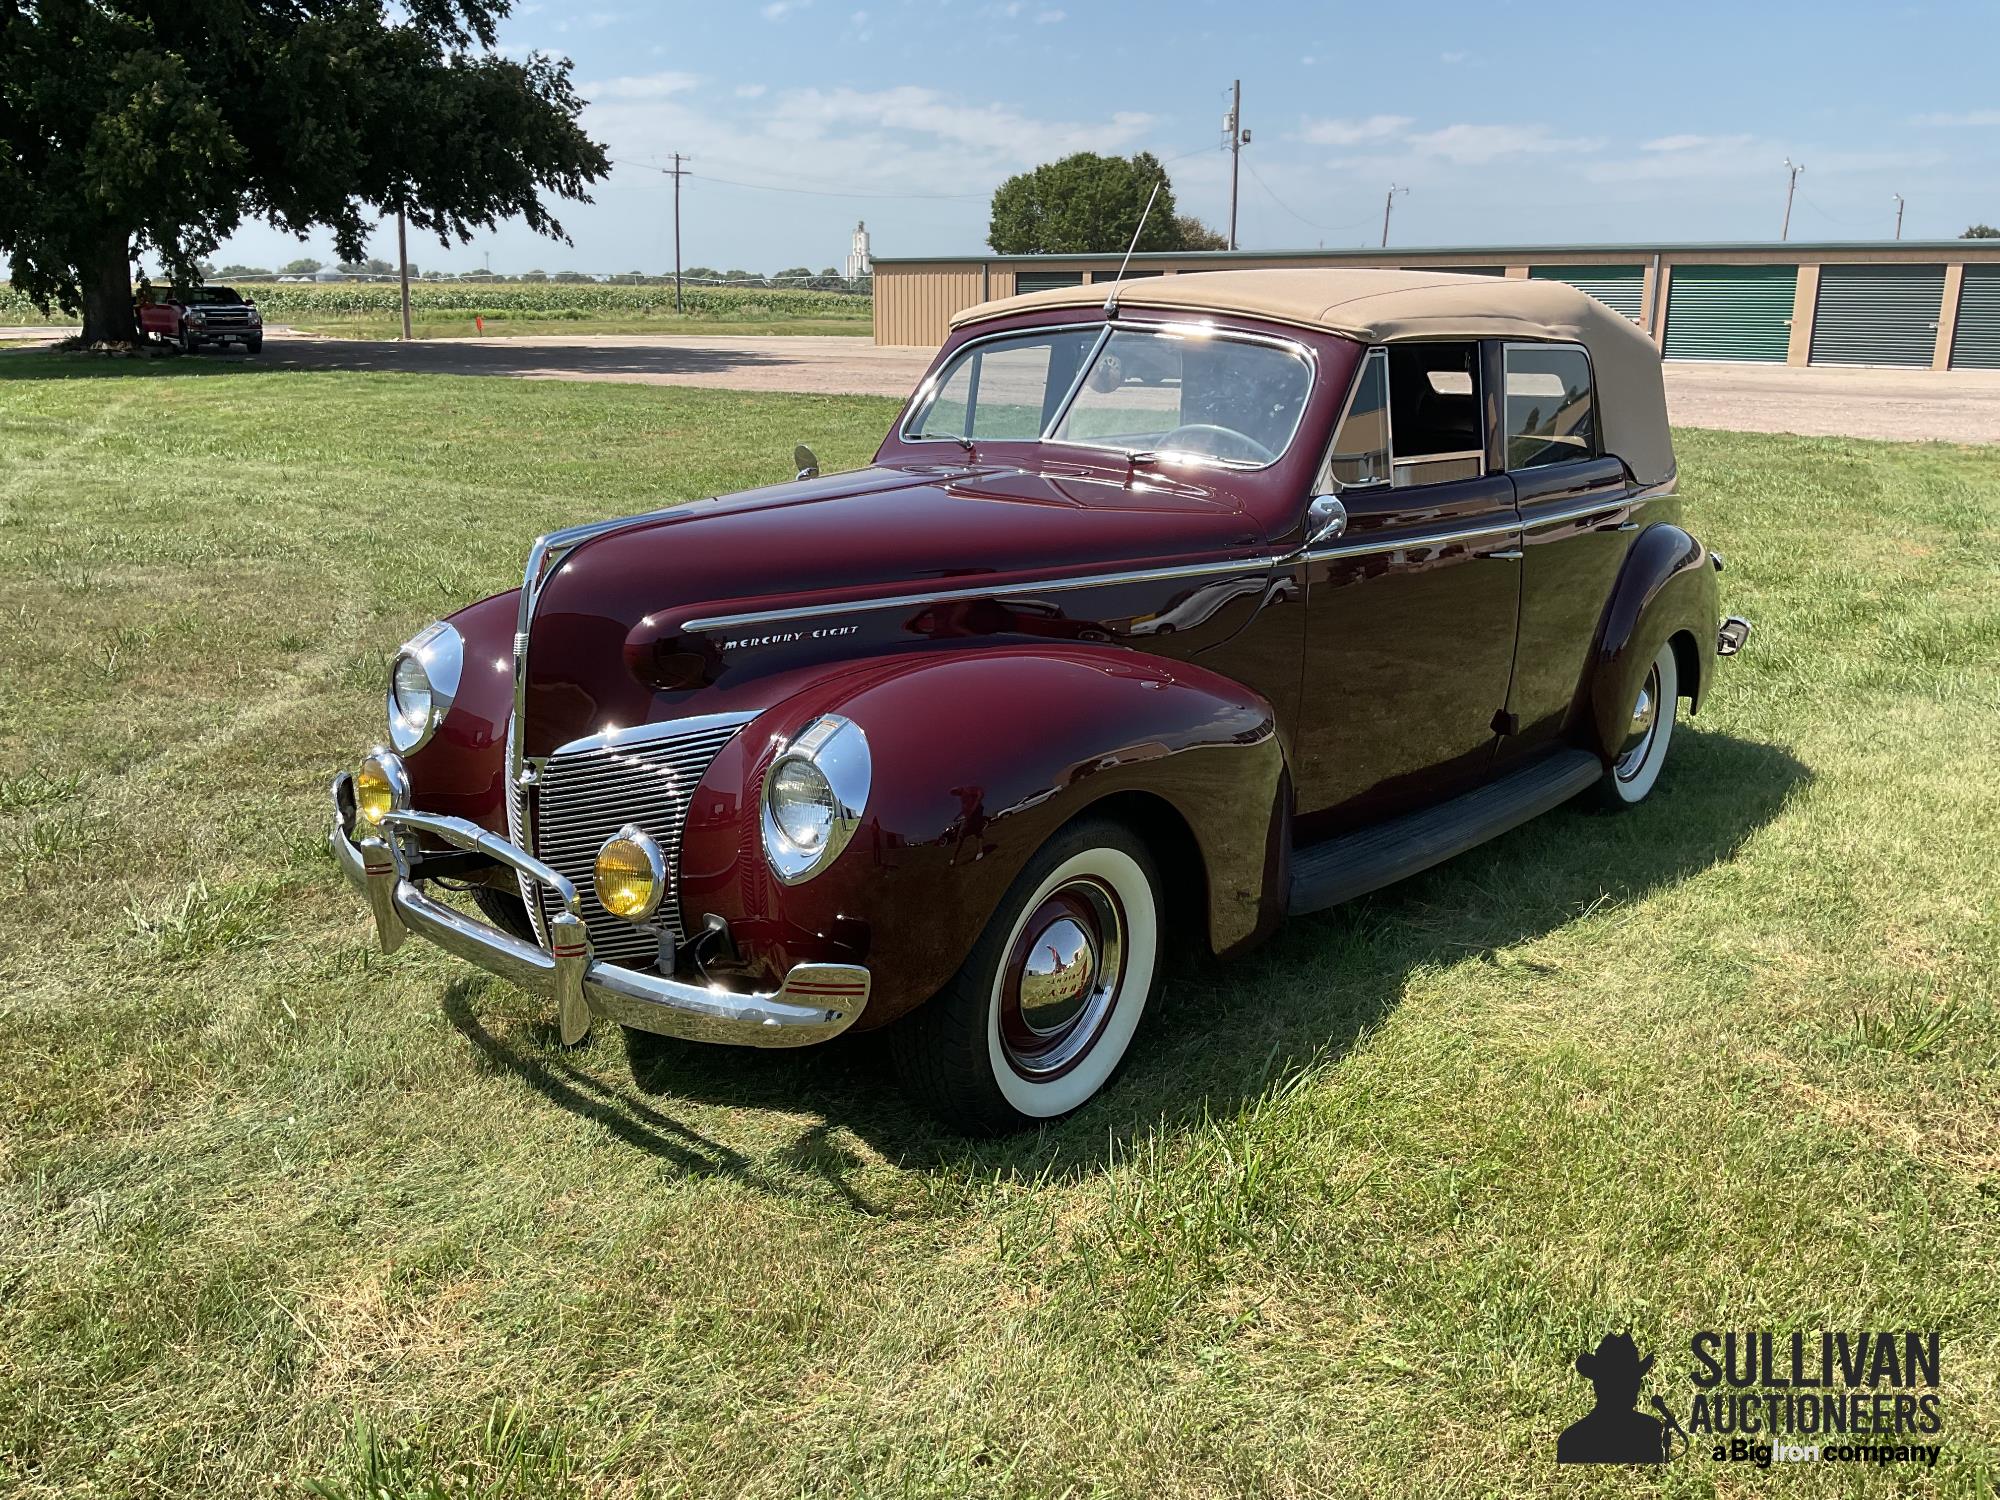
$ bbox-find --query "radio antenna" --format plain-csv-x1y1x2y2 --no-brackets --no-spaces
1103,179,1164,317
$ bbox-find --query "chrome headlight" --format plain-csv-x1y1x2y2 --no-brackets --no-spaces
386,620,463,753
761,714,869,885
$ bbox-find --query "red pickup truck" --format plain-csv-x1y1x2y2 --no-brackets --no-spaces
136,286,264,353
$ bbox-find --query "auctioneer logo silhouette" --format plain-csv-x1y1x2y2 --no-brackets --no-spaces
1557,1332,1690,1464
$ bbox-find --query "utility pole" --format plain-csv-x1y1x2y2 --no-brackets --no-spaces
396,203,412,341
1780,158,1804,242
666,153,691,313
1892,193,1906,240
1381,184,1408,248
1223,81,1249,250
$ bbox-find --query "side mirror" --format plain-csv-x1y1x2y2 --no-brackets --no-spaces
793,443,820,481
1306,494,1348,548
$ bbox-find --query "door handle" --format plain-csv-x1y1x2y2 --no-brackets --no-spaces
1479,548,1524,561
1615,521,1640,532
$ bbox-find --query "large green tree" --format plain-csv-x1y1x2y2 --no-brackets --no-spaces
988,151,1196,256
0,0,607,343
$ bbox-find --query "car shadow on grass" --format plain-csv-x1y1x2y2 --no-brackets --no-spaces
439,727,1809,1200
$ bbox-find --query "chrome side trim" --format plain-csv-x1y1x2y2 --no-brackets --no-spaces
1519,490,1665,532
551,710,760,760
682,554,1278,635
1302,518,1519,564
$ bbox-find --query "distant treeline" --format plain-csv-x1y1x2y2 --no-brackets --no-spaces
0,282,872,320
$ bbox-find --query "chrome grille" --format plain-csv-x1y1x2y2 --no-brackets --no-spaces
510,720,743,968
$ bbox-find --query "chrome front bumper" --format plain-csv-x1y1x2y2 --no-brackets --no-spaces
327,773,870,1047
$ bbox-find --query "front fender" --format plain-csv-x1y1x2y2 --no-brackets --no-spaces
677,646,1286,1027
1576,523,1718,760
394,588,519,831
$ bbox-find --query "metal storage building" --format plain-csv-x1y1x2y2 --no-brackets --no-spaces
872,241,2000,369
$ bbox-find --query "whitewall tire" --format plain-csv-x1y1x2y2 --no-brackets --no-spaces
891,818,1162,1134
1598,642,1679,807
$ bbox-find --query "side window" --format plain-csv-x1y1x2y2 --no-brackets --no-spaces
1387,342,1483,487
1322,348,1389,488
909,329,1097,442
1504,343,1596,470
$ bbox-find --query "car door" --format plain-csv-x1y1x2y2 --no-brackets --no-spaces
1292,342,1523,836
1487,340,1643,759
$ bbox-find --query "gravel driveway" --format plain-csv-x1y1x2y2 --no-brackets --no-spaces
9,328,1999,443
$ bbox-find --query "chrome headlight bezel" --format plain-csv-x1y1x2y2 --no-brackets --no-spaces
385,620,464,754
760,714,870,886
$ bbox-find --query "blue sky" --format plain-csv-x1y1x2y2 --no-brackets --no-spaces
210,0,2000,275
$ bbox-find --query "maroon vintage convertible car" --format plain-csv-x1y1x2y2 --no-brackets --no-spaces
330,268,1749,1132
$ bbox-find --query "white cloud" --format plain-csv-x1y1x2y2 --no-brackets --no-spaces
583,70,700,101
1297,114,1412,147
582,83,1157,210
850,8,868,23
761,0,810,16
1440,49,1469,64
1034,7,1066,21
1641,132,1753,153
1911,108,2000,127
735,83,769,100
766,85,1154,161
1403,122,1599,164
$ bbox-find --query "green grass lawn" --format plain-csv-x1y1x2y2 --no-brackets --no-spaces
1,350,1996,1498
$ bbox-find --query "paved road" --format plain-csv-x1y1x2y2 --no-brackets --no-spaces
9,328,1999,443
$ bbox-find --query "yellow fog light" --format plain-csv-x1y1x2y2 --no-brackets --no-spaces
354,750,409,826
594,824,666,921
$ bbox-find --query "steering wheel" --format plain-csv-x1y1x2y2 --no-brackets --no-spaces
1156,423,1277,465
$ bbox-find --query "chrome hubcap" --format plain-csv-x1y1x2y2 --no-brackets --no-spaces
999,878,1126,1079
1616,665,1661,780
1019,916,1097,1034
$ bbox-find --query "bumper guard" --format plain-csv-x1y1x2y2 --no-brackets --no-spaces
328,773,869,1047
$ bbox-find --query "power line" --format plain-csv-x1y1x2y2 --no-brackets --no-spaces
1242,159,1375,237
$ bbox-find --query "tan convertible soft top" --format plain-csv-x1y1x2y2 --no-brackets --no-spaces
953,268,1675,486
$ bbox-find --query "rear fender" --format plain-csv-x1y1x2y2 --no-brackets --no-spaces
678,646,1286,1026
1575,523,1718,760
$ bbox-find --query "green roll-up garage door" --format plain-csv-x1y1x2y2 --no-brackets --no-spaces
1809,264,1946,367
1949,265,2000,369
1531,264,1645,322
1014,271,1086,294
1663,265,1798,362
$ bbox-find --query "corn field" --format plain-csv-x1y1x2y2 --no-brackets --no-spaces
0,281,870,321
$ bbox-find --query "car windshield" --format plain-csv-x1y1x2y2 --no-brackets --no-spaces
906,326,1313,469
192,287,243,304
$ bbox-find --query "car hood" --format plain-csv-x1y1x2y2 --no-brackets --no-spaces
519,460,1265,756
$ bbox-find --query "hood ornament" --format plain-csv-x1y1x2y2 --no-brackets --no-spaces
794,444,820,481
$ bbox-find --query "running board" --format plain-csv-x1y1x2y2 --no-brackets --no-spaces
1287,748,1603,916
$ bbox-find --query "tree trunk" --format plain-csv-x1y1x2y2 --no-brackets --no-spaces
77,231,137,344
